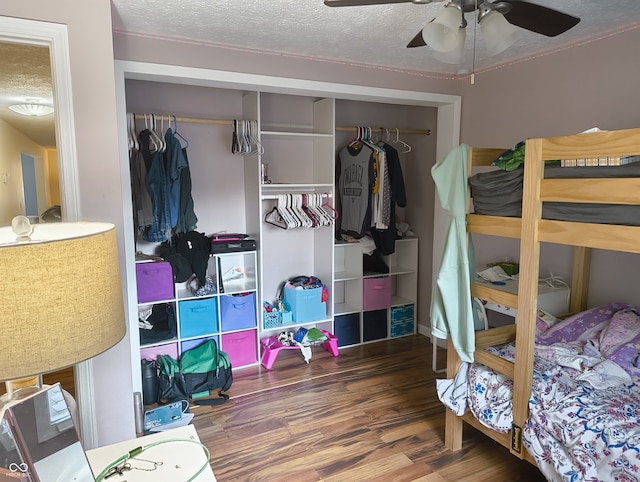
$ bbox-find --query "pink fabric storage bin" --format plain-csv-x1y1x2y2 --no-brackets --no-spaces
363,276,391,311
222,330,258,367
140,343,178,361
136,261,174,303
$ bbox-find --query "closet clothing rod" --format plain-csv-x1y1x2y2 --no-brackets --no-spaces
133,114,430,135
133,113,233,126
335,126,430,136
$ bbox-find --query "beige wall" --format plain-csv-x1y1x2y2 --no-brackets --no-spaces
459,27,640,307
460,28,640,146
0,118,48,225
45,148,60,207
112,31,463,97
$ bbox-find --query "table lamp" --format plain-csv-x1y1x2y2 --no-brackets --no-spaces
0,217,126,407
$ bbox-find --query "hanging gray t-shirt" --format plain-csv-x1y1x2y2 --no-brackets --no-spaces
337,142,373,237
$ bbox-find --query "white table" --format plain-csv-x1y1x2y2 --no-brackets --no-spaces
86,425,216,481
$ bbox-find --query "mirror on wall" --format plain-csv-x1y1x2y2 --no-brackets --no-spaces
0,14,91,446
0,41,60,227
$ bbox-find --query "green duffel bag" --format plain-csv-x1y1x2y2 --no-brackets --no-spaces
157,339,232,406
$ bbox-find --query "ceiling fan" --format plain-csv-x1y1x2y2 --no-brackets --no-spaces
324,0,580,61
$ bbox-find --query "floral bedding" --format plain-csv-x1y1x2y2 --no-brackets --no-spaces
437,303,640,482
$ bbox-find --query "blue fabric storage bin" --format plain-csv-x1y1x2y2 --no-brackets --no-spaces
178,297,218,338
220,293,257,331
334,313,361,347
283,286,326,322
391,304,415,337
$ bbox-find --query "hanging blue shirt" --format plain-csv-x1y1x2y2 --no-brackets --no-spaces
164,128,188,229
144,138,171,243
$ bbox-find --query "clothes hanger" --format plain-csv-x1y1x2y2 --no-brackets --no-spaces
301,194,322,228
232,120,240,153
127,113,139,152
159,114,167,152
240,120,251,154
149,114,165,153
264,206,288,230
394,128,411,153
315,193,333,226
248,120,264,156
173,115,189,149
348,126,362,149
360,126,379,152
287,194,303,228
144,114,159,152
276,194,296,229
321,194,338,223
293,194,313,228
306,193,332,227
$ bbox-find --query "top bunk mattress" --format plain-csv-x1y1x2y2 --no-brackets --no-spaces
469,161,640,226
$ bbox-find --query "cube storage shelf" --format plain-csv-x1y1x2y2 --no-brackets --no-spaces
136,251,259,369
333,237,418,347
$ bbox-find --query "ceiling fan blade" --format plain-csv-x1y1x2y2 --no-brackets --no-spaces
503,0,580,37
406,30,427,48
324,0,414,6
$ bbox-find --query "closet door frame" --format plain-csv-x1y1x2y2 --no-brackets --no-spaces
112,59,462,398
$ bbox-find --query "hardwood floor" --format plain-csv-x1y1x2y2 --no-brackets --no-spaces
192,334,546,481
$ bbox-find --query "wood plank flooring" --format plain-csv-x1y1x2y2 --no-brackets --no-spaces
191,334,547,482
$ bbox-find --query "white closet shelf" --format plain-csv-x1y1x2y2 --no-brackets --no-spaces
334,270,360,282
334,303,360,316
260,184,333,194
391,296,414,307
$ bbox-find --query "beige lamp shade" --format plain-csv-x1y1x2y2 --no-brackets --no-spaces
0,221,126,381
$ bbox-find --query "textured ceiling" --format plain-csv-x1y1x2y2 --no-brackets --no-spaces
110,0,640,77
2,1,640,148
0,43,54,147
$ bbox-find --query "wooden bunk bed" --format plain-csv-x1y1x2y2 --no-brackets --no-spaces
442,128,640,475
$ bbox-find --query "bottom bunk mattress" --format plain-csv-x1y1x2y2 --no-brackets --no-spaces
437,303,640,482
469,161,640,226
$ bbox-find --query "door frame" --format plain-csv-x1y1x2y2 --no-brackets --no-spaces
114,59,462,398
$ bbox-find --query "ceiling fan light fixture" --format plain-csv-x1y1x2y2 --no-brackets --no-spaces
479,9,518,56
433,27,466,64
422,3,464,53
8,103,54,117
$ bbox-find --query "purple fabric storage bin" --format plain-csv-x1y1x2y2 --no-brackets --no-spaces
136,261,174,303
180,335,220,354
220,293,257,331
